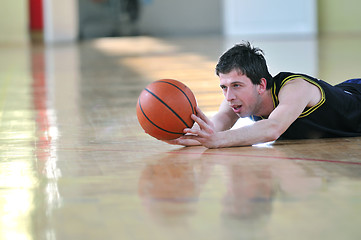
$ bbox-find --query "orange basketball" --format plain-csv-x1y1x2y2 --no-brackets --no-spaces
136,79,197,140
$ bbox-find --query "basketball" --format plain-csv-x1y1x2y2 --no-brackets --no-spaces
136,79,197,140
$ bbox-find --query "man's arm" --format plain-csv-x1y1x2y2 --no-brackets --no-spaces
210,99,240,132
183,78,322,148
164,99,239,147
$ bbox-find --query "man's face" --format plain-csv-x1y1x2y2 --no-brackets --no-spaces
219,69,262,118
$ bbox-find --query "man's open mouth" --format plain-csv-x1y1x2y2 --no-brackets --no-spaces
231,105,242,113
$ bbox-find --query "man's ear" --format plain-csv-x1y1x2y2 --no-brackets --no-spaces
258,78,267,94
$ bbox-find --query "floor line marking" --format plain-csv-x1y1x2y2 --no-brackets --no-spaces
166,150,361,166
55,147,361,166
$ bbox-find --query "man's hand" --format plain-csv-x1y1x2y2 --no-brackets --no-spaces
163,137,200,147
163,107,219,148
181,107,224,149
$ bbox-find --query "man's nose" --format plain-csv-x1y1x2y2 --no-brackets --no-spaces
226,89,235,101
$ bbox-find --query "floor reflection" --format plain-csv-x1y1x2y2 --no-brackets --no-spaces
1,34,361,240
137,143,361,238
0,46,36,240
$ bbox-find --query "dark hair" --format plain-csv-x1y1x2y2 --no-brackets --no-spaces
215,41,273,89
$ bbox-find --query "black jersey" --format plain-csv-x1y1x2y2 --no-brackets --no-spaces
251,72,361,139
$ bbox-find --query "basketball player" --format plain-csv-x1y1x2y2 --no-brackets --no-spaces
166,41,361,148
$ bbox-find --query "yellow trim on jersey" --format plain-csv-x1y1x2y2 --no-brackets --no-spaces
271,82,278,108
279,75,326,118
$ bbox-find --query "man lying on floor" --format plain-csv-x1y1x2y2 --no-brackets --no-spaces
165,41,361,148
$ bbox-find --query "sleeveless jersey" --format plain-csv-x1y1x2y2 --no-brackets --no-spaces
251,72,361,139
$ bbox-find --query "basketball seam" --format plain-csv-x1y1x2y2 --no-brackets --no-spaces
138,98,184,135
145,88,191,128
158,80,195,114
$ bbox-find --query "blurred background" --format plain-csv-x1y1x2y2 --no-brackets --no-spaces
1,0,361,43
1,2,361,240
2,0,361,83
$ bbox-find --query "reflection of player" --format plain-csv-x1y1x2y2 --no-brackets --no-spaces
138,156,200,202
138,147,325,223
219,147,323,221
138,147,210,221
222,164,274,220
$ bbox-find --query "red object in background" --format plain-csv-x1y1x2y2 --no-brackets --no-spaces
29,0,43,30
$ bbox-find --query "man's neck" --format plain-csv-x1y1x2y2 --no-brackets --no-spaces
258,89,275,118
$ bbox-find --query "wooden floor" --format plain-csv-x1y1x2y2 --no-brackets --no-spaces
1,35,361,240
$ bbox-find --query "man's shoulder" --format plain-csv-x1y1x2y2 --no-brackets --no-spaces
276,73,324,109
274,72,324,87
273,72,296,80
274,72,313,81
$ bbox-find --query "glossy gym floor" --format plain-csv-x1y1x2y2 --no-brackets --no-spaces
1,34,361,240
